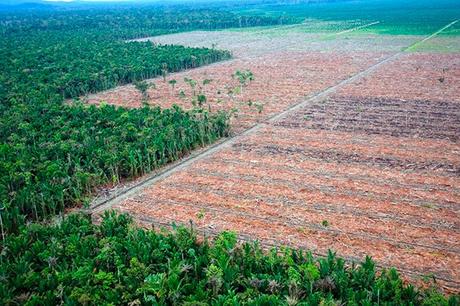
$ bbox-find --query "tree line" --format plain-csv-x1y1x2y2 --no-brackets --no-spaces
0,211,456,305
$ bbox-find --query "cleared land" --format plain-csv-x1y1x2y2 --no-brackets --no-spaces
335,53,460,102
87,51,388,132
89,21,460,291
87,20,422,132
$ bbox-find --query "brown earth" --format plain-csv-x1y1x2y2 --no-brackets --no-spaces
335,53,460,102
90,28,460,292
86,51,388,132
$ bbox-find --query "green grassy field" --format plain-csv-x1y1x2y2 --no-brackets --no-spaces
234,0,460,36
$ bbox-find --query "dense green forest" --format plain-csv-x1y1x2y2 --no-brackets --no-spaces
0,103,229,234
0,7,293,104
0,7,290,234
1,211,457,305
0,6,292,36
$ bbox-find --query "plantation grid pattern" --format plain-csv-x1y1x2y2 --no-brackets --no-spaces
90,22,460,291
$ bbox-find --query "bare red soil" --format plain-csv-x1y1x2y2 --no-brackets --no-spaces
86,51,387,132
335,53,460,102
104,52,460,292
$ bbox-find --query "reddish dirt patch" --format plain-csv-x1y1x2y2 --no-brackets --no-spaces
108,51,460,291
86,51,387,132
276,96,460,142
335,53,460,102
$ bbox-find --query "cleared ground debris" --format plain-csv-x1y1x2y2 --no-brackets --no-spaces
90,22,460,292
87,51,388,132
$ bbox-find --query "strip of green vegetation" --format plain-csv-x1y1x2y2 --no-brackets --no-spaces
408,38,460,53
223,19,363,34
234,0,460,36
0,211,457,305
440,22,460,36
0,102,229,235
0,6,290,38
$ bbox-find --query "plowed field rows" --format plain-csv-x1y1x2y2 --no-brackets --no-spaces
114,113,460,289
90,25,460,292
87,51,387,132
335,53,460,102
277,97,460,142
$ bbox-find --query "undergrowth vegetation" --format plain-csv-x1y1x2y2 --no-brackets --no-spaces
0,211,457,305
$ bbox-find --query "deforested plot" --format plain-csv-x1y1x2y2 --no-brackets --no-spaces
86,51,387,132
278,97,460,142
335,53,460,102
133,26,420,56
106,42,460,292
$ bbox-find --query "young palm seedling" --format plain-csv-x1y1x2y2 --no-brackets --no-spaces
232,69,254,94
168,79,177,92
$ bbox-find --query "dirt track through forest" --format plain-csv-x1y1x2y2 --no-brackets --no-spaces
89,21,460,292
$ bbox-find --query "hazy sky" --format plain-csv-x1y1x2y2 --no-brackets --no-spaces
43,0,121,1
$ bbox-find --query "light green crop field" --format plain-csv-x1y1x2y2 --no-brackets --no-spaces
224,19,365,34
225,0,460,53
233,0,460,36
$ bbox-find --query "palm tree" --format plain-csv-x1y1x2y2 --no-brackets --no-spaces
168,79,177,90
184,77,197,97
161,63,168,82
232,69,254,93
134,80,154,103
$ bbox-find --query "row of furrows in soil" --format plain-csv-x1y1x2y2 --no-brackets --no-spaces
208,159,460,212
207,156,460,196
228,133,460,174
246,125,460,164
116,198,459,283
275,97,460,141
180,167,459,229
219,124,460,171
147,175,459,252
125,213,460,292
129,195,460,264
197,157,459,214
334,53,460,102
232,142,459,175
162,179,459,241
